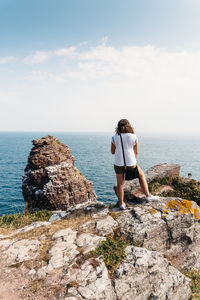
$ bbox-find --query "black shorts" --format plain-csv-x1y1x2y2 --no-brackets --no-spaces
114,164,140,179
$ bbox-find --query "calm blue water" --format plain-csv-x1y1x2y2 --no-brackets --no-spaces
0,132,200,216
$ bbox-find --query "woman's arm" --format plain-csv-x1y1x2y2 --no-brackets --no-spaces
111,142,116,154
134,142,138,158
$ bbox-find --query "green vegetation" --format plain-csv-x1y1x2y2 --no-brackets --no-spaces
149,176,200,205
95,235,128,273
0,210,53,230
184,269,200,299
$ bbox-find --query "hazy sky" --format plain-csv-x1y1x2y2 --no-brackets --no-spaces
0,0,200,134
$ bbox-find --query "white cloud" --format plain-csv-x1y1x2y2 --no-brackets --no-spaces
43,44,200,91
25,70,54,81
0,56,17,64
21,42,200,93
99,36,109,45
23,46,78,65
54,46,77,57
1,41,200,133
23,50,52,65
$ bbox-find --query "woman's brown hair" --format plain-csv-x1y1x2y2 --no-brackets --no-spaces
115,119,134,134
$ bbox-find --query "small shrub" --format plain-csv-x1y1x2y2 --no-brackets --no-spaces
0,209,53,230
0,213,23,226
31,210,52,221
184,269,200,299
95,235,128,273
149,176,200,206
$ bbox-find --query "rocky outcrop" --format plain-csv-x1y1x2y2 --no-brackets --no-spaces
0,199,194,300
114,246,191,300
22,135,97,213
1,162,199,299
117,197,200,272
124,163,180,200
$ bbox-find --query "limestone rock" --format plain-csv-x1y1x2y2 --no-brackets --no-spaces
48,202,107,223
117,196,200,271
0,221,51,239
64,258,116,300
117,203,168,252
22,135,97,213
34,228,106,280
95,215,118,236
75,233,106,254
114,246,191,300
0,238,40,266
47,228,79,270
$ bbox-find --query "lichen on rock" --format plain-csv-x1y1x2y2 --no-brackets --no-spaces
163,199,200,219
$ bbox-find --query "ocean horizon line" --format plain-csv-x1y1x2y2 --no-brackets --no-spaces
0,131,199,138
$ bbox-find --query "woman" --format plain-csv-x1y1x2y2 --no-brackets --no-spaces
111,119,158,210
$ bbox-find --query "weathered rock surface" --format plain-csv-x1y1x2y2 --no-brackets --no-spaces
64,257,116,300
117,197,200,271
22,135,97,213
0,238,41,266
114,246,191,300
124,163,180,200
0,196,198,299
95,215,118,236
49,201,107,222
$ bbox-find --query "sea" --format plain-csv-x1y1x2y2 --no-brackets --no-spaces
0,132,200,216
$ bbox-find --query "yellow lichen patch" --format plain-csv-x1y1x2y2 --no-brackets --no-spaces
148,208,158,214
194,209,199,220
162,199,199,219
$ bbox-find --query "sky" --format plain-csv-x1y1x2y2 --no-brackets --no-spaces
0,0,200,134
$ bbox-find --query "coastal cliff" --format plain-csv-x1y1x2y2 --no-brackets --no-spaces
0,136,200,300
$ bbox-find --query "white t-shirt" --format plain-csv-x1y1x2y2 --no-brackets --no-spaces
111,133,138,166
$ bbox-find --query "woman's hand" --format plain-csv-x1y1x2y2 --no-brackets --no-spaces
111,142,116,154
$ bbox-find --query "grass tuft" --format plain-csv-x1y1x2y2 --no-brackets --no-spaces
149,176,200,205
95,235,128,274
184,269,200,299
0,210,53,232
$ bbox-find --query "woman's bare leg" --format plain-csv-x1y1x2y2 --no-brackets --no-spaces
116,173,125,205
137,165,150,197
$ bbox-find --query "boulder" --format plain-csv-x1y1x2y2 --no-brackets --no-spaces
124,163,180,200
117,196,200,272
114,246,191,300
22,135,97,213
